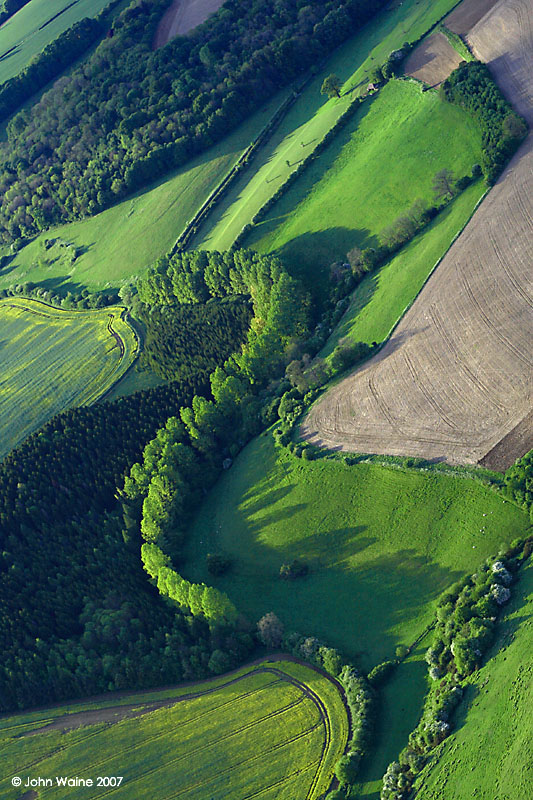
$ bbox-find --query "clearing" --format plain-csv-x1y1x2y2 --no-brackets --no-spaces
191,0,466,253
403,31,463,86
183,435,530,671
412,558,533,800
153,0,226,47
0,0,113,85
0,659,348,800
303,0,533,469
245,79,482,293
0,297,137,459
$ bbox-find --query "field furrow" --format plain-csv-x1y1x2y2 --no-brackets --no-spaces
303,0,533,469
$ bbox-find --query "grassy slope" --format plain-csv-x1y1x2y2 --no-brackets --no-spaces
184,435,529,671
0,91,285,294
192,0,464,253
0,660,348,800
246,80,482,293
0,0,112,84
412,559,533,800
322,180,486,356
0,297,137,458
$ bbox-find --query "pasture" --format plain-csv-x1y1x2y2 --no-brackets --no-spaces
0,90,286,294
412,559,533,800
302,0,533,469
192,0,465,253
0,0,113,85
183,435,530,671
245,80,482,293
0,659,348,800
0,297,137,459
322,181,486,357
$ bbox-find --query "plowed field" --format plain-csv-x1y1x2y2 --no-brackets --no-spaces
302,0,533,470
403,31,463,86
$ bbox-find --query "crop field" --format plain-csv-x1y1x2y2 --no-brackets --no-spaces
322,182,486,357
403,32,463,86
302,0,533,470
191,0,464,253
0,659,348,800
445,0,500,35
0,297,137,459
0,90,286,295
412,559,533,800
245,80,482,292
184,435,529,670
0,0,113,85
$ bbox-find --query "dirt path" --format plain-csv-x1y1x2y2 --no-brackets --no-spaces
302,0,533,470
153,0,226,48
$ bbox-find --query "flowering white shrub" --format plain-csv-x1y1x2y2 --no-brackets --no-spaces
491,561,512,585
491,583,511,605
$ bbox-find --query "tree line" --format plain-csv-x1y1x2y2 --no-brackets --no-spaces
0,0,391,245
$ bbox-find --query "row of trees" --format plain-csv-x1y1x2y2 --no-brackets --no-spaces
0,0,392,243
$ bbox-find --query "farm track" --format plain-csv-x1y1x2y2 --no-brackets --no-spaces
8,659,346,800
303,0,533,470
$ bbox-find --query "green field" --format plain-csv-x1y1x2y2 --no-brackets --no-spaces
193,0,465,253
0,659,348,800
322,180,486,356
245,80,482,292
184,435,530,671
412,559,533,800
0,297,137,458
0,0,113,85
0,91,286,294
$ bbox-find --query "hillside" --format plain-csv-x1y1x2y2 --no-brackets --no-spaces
0,297,137,458
302,0,533,469
412,558,533,799
245,79,482,292
184,434,530,670
0,659,348,800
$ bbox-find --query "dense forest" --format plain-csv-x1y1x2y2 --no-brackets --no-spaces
0,0,390,243
441,61,528,182
0,249,309,710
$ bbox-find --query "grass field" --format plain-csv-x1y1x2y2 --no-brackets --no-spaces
0,297,137,458
322,181,486,357
245,80,482,293
0,659,348,800
0,91,286,295
183,435,530,671
193,0,465,254
0,0,113,85
412,558,533,800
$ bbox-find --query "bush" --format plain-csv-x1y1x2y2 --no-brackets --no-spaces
279,559,309,579
206,553,232,576
368,659,396,686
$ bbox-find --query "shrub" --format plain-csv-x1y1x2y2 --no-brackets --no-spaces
279,558,309,579
368,659,396,686
206,553,232,576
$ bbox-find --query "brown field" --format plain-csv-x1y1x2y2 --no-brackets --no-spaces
302,0,533,470
153,0,225,48
403,31,463,86
446,0,502,34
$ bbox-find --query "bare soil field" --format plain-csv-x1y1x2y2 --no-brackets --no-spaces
302,0,533,470
153,0,225,48
403,31,463,86
446,0,502,34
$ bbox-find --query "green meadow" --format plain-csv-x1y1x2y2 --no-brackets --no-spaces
194,0,465,254
0,659,348,800
0,0,112,84
0,91,286,295
0,297,137,458
246,80,482,293
413,559,533,800
322,180,486,356
184,435,529,671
